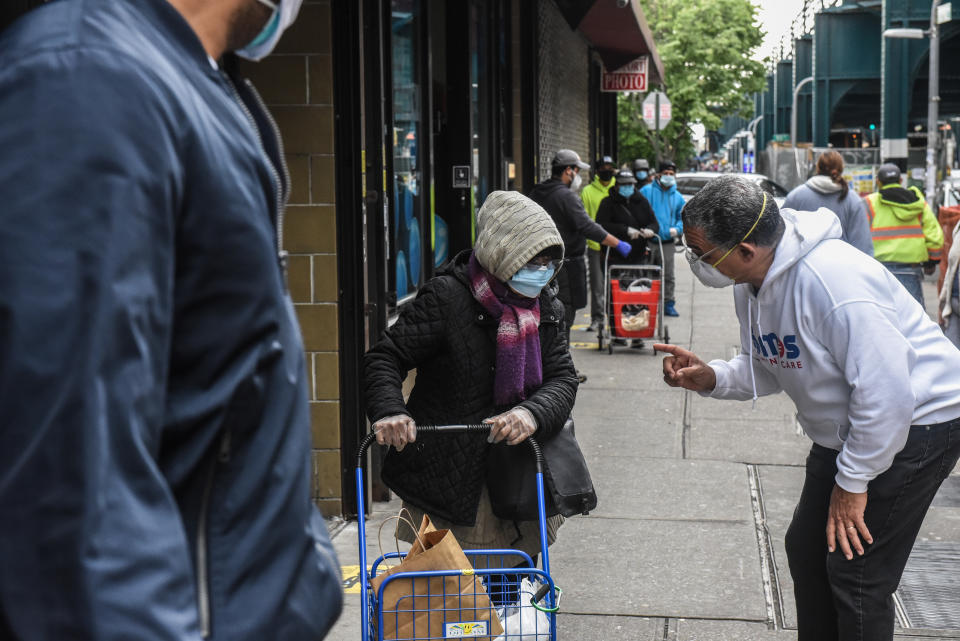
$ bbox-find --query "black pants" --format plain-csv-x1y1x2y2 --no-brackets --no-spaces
556,256,586,347
785,418,960,640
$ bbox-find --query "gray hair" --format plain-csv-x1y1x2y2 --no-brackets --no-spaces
682,175,784,249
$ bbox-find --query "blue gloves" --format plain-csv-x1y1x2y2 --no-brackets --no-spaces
616,240,632,258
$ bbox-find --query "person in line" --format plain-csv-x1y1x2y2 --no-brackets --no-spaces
633,158,653,188
937,217,960,349
0,1,345,639
865,163,943,307
528,149,631,382
655,176,960,641
364,190,577,580
581,155,617,333
640,160,685,317
783,150,873,255
595,169,658,347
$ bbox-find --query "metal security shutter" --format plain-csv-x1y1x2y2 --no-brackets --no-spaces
536,0,591,182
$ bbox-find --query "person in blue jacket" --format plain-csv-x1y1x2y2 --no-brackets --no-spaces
640,160,686,316
0,1,343,640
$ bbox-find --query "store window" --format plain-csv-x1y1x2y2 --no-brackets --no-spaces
391,0,425,304
469,0,511,235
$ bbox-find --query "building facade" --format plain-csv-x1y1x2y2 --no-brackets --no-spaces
246,0,664,518
1,0,663,519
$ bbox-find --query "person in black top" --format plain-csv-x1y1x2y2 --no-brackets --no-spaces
528,149,631,381
596,170,659,347
596,169,659,265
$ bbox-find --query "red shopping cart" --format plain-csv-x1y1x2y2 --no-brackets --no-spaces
597,236,670,354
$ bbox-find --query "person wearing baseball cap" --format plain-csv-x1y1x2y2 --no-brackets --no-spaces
528,149,633,378
632,158,652,188
865,163,944,306
580,154,618,332
640,159,685,316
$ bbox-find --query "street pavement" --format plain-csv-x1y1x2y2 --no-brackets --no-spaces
325,254,960,640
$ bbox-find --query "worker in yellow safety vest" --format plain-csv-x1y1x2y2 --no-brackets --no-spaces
865,163,943,307
580,155,616,332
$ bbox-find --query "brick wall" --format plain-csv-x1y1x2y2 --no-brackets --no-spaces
240,0,342,517
536,0,591,182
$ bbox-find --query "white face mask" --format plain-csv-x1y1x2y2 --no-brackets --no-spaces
687,252,736,288
569,170,582,192
684,192,768,289
236,0,305,61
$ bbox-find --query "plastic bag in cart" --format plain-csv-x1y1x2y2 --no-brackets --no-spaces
625,278,652,292
620,304,650,332
493,578,552,640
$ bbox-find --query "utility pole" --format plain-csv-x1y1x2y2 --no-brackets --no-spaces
654,91,660,165
883,0,946,205
925,0,941,206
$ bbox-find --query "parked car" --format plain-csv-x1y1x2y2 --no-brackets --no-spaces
674,172,788,207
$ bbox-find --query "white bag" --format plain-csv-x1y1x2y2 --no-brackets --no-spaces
493,578,552,641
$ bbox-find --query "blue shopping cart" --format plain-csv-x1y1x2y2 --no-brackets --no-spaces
355,424,561,640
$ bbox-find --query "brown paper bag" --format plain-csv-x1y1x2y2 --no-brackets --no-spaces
371,515,504,640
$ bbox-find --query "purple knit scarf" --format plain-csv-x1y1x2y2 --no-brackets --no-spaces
468,253,543,406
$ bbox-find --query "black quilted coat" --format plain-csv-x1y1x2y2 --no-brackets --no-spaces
363,250,579,525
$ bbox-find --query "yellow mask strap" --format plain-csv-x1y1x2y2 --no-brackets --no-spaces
711,192,767,268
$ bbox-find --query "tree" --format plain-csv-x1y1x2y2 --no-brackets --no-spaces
619,0,767,167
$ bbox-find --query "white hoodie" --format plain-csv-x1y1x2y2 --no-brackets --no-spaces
707,208,960,493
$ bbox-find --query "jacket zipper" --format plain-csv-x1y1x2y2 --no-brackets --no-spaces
222,74,291,283
196,429,232,638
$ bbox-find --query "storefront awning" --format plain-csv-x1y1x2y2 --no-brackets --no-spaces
555,0,666,87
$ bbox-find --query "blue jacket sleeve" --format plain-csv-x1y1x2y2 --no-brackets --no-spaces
672,193,685,236
0,50,197,639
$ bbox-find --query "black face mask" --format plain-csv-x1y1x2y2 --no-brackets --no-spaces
596,169,615,182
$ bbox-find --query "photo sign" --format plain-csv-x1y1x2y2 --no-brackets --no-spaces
601,57,648,93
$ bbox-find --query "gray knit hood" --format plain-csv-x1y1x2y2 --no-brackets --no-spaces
473,190,565,282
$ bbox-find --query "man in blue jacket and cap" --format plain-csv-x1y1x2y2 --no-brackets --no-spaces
0,1,343,639
641,160,686,316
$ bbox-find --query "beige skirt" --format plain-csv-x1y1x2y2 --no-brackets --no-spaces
395,486,564,559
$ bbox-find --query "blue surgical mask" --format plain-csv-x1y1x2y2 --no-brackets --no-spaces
236,0,305,62
237,7,280,60
635,171,648,181
618,185,635,199
508,264,556,298
660,174,676,188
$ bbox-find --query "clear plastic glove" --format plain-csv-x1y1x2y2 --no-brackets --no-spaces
373,414,417,451
627,226,642,239
484,407,537,446
669,227,679,239
640,227,655,239
615,240,632,257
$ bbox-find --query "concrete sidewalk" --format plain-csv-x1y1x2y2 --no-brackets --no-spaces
325,258,960,640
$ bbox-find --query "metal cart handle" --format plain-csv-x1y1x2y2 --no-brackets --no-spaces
354,423,556,638
355,424,544,471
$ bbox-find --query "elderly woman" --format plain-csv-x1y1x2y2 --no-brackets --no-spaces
363,190,578,561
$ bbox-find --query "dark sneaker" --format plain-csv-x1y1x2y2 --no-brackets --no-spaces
586,320,602,332
611,337,627,346
630,339,644,349
664,301,679,317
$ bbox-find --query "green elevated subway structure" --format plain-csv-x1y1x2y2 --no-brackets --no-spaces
749,0,960,168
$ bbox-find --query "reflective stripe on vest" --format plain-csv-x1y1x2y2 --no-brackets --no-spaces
871,226,925,240
868,194,923,242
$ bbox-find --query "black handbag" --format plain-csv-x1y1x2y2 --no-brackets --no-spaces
486,417,597,521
